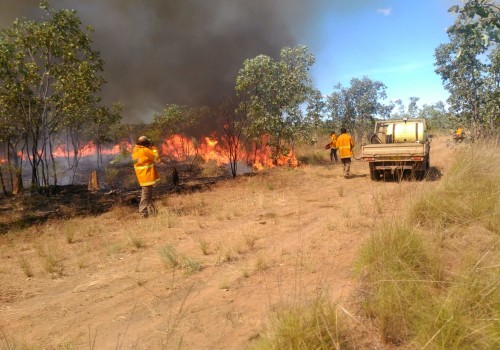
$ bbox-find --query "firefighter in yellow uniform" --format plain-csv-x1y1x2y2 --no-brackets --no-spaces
454,127,463,142
329,131,339,163
132,136,160,218
336,128,354,178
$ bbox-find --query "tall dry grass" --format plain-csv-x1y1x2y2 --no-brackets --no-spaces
356,141,500,349
410,142,500,231
355,223,442,344
250,299,352,350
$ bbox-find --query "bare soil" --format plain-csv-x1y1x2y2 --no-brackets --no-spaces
0,137,454,349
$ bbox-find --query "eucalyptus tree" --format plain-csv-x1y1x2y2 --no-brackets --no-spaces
435,30,496,137
213,96,249,178
407,97,420,118
448,0,499,46
326,77,389,144
235,45,315,163
0,93,25,194
437,0,499,137
303,88,326,144
0,2,105,192
418,102,455,131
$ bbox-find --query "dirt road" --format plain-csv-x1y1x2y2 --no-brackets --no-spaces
0,136,454,349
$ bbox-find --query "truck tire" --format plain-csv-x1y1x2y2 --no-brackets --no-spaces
413,160,428,181
370,168,381,181
369,163,381,181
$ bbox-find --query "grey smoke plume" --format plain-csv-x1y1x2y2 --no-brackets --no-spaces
1,0,385,122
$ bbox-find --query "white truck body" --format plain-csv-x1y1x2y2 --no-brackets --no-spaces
361,118,430,180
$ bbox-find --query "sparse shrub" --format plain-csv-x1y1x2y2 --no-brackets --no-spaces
159,245,179,268
128,235,145,249
244,233,258,251
62,221,77,244
76,256,87,269
254,255,269,272
19,256,34,277
241,267,250,278
180,256,201,274
219,276,230,290
250,299,350,350
199,238,209,255
158,245,201,274
337,186,344,197
39,246,64,278
106,242,125,257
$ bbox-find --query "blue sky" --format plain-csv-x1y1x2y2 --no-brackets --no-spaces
306,0,457,107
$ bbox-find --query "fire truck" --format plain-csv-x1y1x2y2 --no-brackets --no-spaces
361,118,431,181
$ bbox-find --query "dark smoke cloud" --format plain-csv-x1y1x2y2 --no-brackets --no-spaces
1,0,385,122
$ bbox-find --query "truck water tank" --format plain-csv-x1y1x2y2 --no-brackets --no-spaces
393,122,425,143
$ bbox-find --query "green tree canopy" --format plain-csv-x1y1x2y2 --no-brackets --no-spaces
0,2,116,191
235,45,315,162
326,76,389,143
435,29,498,137
448,0,500,47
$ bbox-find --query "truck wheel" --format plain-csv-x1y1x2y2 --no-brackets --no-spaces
370,168,381,181
414,170,425,181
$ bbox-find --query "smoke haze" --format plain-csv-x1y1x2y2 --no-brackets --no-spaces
0,0,385,122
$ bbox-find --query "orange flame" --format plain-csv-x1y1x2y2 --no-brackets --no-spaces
158,133,298,170
0,134,298,172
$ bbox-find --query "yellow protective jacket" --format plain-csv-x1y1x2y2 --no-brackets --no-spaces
336,133,354,159
132,145,160,187
329,134,338,149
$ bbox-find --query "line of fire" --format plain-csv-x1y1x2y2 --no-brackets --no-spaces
0,126,300,196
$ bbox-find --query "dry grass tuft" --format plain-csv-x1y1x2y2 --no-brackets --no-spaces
18,256,34,278
198,238,209,255
250,299,351,350
38,245,64,278
158,245,201,274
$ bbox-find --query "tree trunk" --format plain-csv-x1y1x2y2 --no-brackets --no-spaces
0,166,8,196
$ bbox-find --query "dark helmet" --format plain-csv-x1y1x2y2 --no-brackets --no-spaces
340,128,347,133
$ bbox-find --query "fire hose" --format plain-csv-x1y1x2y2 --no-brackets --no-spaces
325,143,363,161
352,150,363,161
